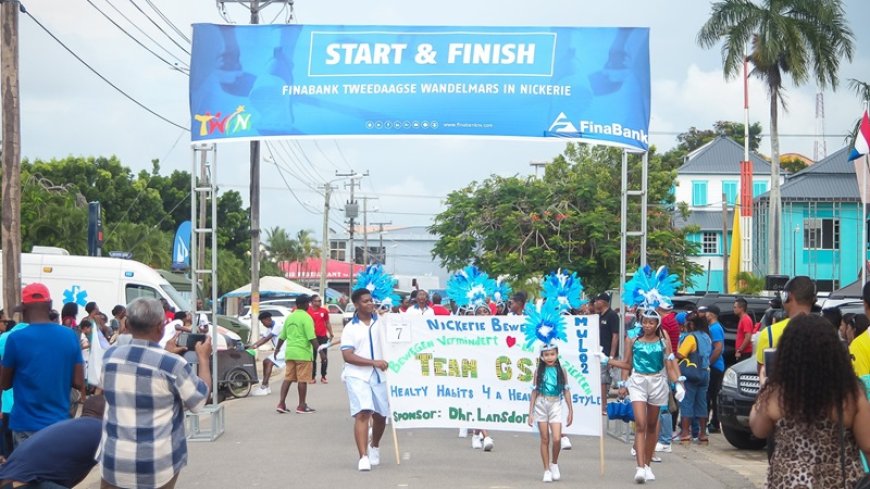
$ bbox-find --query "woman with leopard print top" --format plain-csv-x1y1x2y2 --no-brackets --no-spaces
750,314,870,488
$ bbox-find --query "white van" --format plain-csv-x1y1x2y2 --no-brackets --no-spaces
0,248,187,318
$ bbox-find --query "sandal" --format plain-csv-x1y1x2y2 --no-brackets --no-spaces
679,437,692,445
697,437,709,445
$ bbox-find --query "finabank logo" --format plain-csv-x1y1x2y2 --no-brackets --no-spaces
548,112,578,133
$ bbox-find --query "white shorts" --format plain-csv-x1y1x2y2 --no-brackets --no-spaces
345,375,390,417
533,396,563,423
627,373,669,406
265,355,286,370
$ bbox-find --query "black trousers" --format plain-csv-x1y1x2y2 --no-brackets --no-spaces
707,367,724,426
312,336,329,378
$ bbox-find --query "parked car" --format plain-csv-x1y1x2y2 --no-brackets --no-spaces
237,304,294,331
717,300,857,450
343,303,356,325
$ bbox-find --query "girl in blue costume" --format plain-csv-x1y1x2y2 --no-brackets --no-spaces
528,344,573,483
606,310,681,484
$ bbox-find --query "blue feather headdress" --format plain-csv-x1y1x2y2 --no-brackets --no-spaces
446,265,495,312
541,268,585,313
622,264,681,310
491,277,513,306
353,264,400,307
522,300,567,351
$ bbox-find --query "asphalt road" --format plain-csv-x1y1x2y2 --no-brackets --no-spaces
78,348,766,488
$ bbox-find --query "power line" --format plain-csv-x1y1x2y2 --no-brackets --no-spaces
142,0,191,43
22,6,188,131
126,0,190,55
102,0,189,67
312,140,342,171
264,142,322,215
84,0,188,73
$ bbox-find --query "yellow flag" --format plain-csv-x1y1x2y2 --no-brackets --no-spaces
727,206,741,293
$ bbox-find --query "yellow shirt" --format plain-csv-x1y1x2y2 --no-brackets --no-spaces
678,334,696,359
755,318,790,364
850,330,870,379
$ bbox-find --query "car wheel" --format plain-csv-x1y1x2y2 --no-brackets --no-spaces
721,425,766,450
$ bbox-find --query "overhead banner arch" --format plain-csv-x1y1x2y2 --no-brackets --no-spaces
189,24,650,150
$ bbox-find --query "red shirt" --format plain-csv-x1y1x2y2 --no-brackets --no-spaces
735,314,754,354
432,305,451,316
308,307,330,337
660,312,680,353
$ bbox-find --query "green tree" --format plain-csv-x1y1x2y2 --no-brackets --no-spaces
698,0,855,274
780,156,809,174
103,222,172,268
430,144,702,292
20,173,89,254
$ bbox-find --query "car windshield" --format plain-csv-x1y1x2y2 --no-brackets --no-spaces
160,283,191,311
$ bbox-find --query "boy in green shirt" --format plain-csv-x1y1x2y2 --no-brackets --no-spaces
274,295,318,414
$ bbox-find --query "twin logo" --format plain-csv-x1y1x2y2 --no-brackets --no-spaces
194,105,251,136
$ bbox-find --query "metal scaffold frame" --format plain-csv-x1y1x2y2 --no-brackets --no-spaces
609,149,648,441
188,144,225,441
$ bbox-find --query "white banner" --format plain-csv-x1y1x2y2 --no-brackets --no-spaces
381,314,602,436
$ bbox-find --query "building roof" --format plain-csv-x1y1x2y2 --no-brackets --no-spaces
678,137,772,175
673,209,734,231
756,147,860,202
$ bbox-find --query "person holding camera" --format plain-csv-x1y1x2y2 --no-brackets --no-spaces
99,298,211,489
755,276,816,377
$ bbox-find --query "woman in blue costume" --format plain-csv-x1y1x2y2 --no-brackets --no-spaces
606,309,681,484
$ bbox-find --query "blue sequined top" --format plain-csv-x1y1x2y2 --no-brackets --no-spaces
632,338,665,374
538,366,562,396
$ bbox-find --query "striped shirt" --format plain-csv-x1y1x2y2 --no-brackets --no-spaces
99,339,208,488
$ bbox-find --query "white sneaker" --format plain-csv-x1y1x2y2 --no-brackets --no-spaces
651,455,662,463
368,446,380,466
543,470,553,483
560,436,572,450
655,442,672,453
550,463,561,481
358,456,371,472
251,385,270,396
471,434,483,449
458,427,468,438
483,436,494,451
634,467,646,484
644,465,655,481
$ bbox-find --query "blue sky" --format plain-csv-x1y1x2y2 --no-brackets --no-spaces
19,0,870,240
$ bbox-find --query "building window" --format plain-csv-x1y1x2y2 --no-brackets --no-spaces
329,240,346,261
803,218,840,250
692,181,708,207
753,180,768,196
702,231,719,255
722,180,738,206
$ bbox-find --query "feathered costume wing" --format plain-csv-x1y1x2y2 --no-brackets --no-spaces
353,264,400,307
621,265,681,309
541,268,585,313
446,265,495,311
522,300,567,350
492,278,513,306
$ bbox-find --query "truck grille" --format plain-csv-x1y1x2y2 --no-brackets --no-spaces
738,374,761,396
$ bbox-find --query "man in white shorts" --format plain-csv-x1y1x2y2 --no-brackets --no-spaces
249,312,285,396
341,289,390,472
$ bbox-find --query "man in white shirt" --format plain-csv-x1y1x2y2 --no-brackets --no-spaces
403,289,434,317
249,312,286,396
341,289,390,472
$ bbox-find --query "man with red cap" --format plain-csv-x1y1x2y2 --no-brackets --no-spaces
0,283,84,447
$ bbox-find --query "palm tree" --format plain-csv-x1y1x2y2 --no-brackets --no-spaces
265,226,301,275
294,229,321,276
698,0,854,274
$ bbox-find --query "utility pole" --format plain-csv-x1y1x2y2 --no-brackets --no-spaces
335,171,368,293
530,161,548,178
1,1,21,319
217,0,293,340
360,196,378,264
372,221,392,265
318,183,335,297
